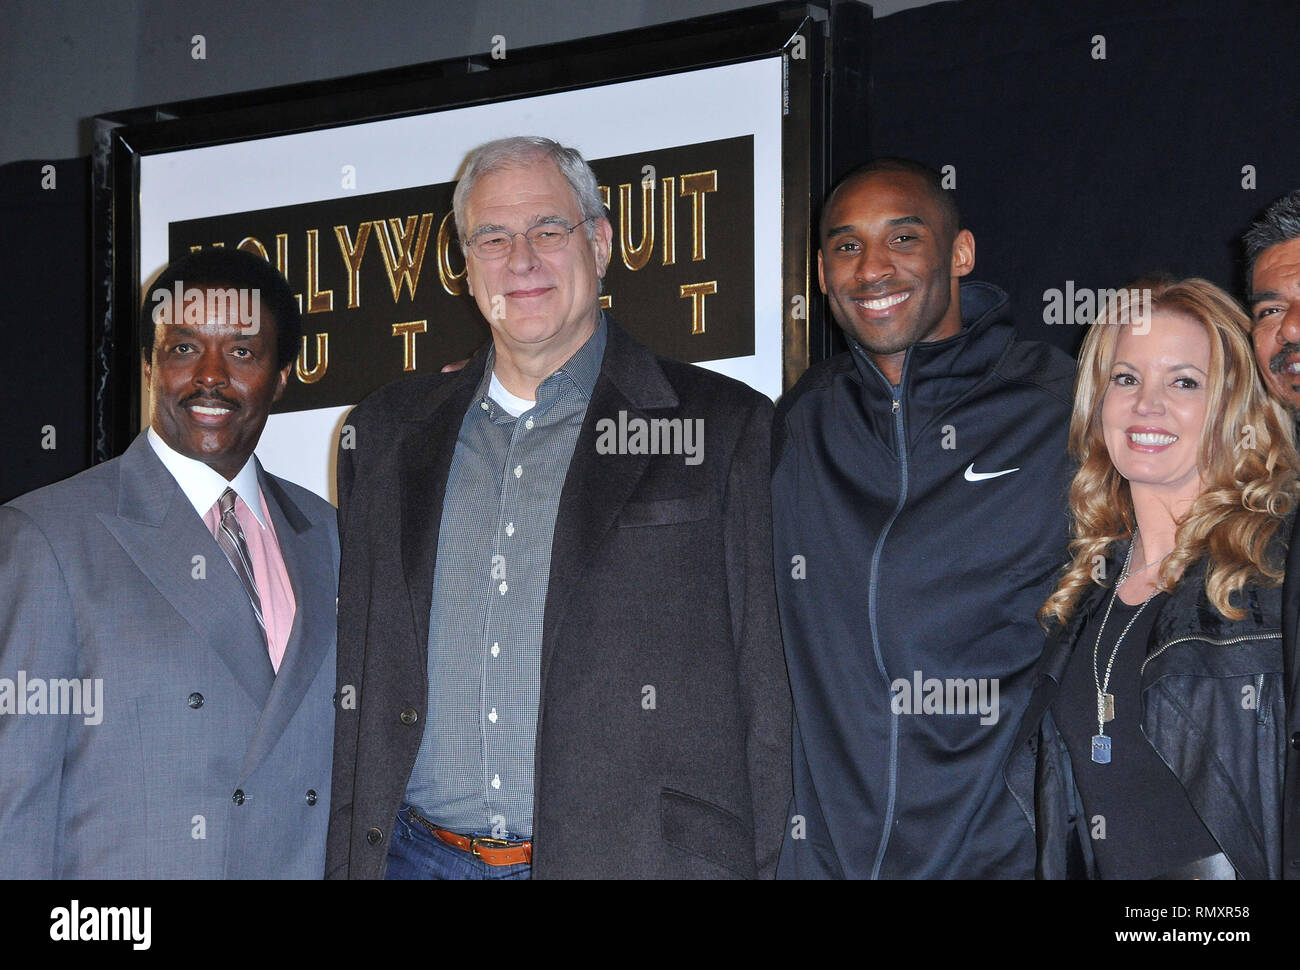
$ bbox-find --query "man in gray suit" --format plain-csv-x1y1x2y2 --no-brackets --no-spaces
0,247,338,878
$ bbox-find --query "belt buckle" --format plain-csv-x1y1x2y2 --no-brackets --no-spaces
470,836,511,858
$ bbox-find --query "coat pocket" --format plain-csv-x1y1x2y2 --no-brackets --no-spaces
617,494,711,528
659,788,755,877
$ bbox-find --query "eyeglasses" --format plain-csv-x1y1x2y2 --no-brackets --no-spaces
463,217,595,259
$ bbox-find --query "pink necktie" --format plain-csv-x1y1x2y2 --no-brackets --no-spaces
214,487,266,636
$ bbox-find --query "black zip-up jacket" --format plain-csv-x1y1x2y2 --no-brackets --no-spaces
774,281,1075,878
1005,548,1287,879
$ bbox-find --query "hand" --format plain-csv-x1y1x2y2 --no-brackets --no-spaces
441,359,470,373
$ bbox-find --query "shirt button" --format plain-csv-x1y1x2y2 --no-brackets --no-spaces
491,643,500,657
513,465,522,478
232,789,245,806
480,399,489,411
491,774,501,790
499,582,508,594
187,692,204,709
305,789,318,806
488,708,498,723
505,522,515,537
525,417,534,430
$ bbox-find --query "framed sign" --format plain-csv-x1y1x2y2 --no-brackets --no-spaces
94,1,868,499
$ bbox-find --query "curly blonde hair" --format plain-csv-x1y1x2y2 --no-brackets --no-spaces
1040,277,1298,627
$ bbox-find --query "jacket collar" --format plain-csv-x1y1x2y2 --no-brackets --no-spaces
1149,557,1280,650
1042,539,1281,674
847,280,1015,445
390,311,676,421
595,312,678,409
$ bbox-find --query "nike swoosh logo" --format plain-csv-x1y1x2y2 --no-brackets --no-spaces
964,463,1020,482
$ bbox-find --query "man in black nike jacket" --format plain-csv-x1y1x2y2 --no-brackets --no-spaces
774,159,1075,878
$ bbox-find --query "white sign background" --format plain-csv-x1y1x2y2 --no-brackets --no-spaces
139,57,785,501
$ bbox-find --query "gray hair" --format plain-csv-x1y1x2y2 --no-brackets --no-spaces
452,136,607,246
1244,189,1300,290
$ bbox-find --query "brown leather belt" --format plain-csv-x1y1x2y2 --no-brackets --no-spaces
407,807,532,867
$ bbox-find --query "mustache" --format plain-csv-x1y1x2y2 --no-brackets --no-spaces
1269,343,1300,374
181,390,239,409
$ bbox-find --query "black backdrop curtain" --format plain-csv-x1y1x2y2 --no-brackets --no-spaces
0,158,89,502
3,0,1298,498
867,0,1300,356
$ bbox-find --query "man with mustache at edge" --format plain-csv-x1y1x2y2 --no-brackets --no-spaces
1244,189,1300,879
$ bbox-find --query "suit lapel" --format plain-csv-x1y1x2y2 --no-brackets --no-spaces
98,435,273,707
399,353,489,660
539,319,678,692
239,469,336,777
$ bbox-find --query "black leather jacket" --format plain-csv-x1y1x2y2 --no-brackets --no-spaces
1004,545,1287,879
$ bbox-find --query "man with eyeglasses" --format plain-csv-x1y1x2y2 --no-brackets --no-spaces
325,136,790,879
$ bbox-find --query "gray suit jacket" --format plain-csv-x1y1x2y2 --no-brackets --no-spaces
0,432,338,878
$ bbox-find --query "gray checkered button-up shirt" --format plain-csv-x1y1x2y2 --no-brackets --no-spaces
405,317,606,838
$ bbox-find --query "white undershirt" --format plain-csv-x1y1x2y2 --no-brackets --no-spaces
488,371,536,418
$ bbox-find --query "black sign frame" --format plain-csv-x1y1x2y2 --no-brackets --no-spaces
91,0,871,463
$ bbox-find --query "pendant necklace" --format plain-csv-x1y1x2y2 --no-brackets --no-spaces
1090,535,1162,765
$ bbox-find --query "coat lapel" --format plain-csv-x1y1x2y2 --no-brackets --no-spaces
539,319,678,691
98,435,273,707
239,469,336,777
399,351,489,661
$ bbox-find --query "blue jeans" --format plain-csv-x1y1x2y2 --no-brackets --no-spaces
385,806,532,880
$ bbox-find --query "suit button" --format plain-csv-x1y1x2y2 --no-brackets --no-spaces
232,789,245,806
366,827,383,846
187,692,204,709
400,707,418,725
305,789,318,806
1292,732,1300,751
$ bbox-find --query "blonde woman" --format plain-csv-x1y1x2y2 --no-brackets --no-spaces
1004,277,1298,879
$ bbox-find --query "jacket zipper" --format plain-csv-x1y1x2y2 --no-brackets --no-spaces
865,356,909,879
1140,632,1282,677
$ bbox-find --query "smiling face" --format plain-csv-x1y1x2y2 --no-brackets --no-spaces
817,170,974,384
1249,236,1300,413
462,158,612,368
1101,310,1211,507
144,285,290,481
